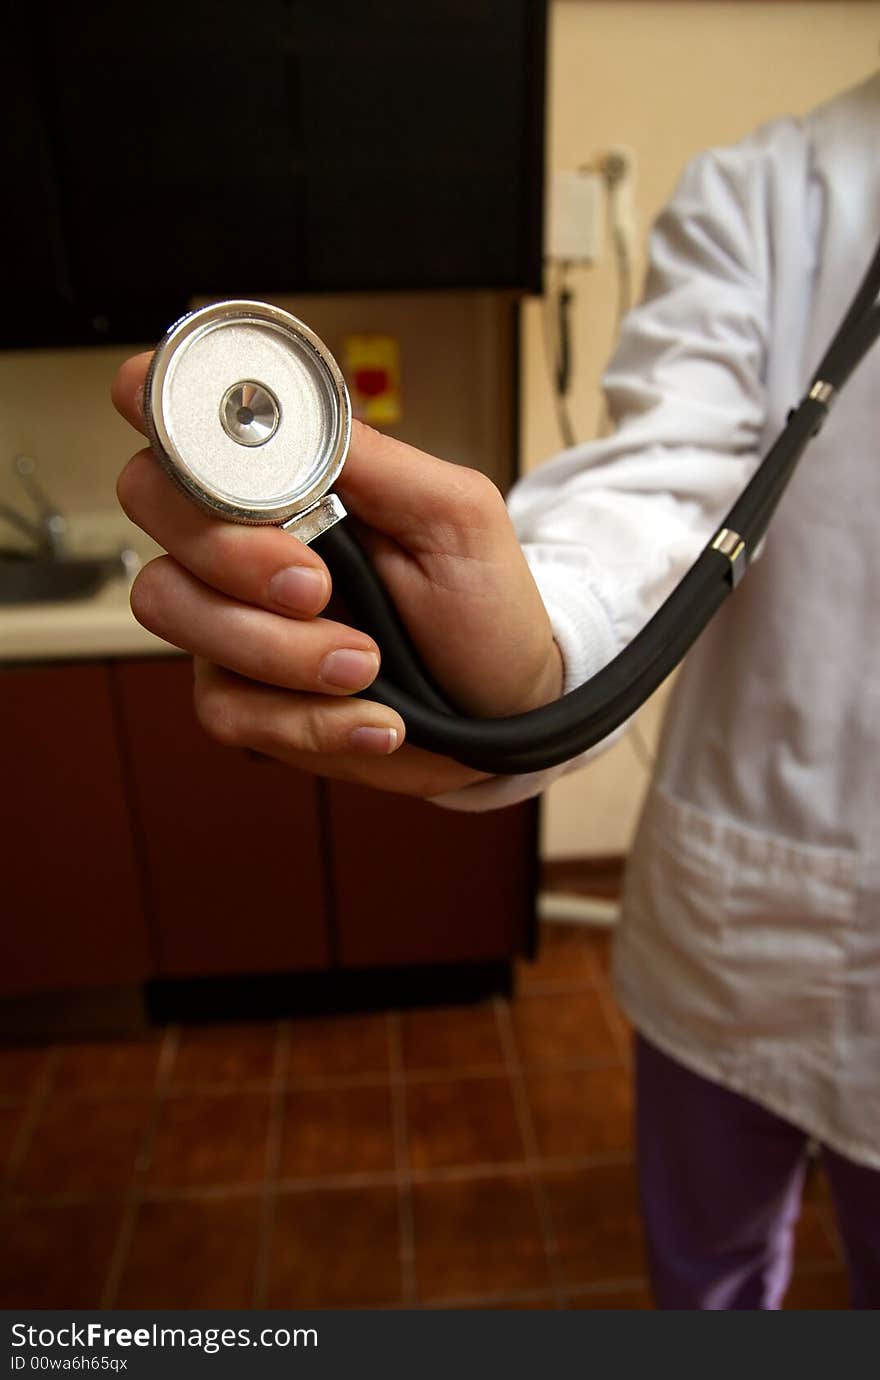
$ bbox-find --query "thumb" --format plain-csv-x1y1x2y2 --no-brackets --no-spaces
111,352,153,437
337,421,497,546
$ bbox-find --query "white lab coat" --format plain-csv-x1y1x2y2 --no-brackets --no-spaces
439,74,880,1169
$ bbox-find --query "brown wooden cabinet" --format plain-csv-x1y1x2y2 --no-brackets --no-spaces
0,663,150,998
328,781,536,969
111,659,330,978
0,656,536,1011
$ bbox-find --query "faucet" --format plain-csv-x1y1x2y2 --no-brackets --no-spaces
0,456,68,558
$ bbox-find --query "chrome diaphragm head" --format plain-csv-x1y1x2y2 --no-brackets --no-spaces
144,300,351,539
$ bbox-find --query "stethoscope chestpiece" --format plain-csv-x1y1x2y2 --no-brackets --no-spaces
143,300,351,543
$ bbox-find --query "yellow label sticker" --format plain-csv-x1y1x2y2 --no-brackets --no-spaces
344,334,401,426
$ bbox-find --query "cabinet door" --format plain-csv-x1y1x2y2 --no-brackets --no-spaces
326,782,537,968
0,664,150,998
35,3,301,341
0,37,79,347
112,659,330,978
14,1,544,345
287,1,540,291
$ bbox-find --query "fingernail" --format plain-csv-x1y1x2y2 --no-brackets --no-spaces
319,648,379,690
269,566,328,612
350,726,399,754
134,384,144,419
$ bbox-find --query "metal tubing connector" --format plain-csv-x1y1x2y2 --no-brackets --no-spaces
711,528,748,588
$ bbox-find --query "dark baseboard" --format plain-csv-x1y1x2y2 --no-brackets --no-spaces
0,966,518,1037
0,984,148,1042
0,963,514,1041
146,960,513,1025
540,854,625,900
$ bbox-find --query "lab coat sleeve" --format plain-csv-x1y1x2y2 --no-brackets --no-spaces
433,125,790,813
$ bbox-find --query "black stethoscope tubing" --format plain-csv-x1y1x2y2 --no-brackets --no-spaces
314,234,880,776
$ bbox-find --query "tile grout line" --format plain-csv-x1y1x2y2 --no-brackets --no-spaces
3,1049,61,1198
516,979,600,998
140,1065,511,1094
578,929,634,1069
420,1276,650,1309
589,973,633,1070
280,1056,625,1088
99,1025,180,1309
0,1153,643,1216
493,997,569,1310
2,1054,628,1108
387,1012,418,1309
251,1020,290,1308
0,1147,639,1214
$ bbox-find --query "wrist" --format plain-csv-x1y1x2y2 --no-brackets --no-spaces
518,638,565,714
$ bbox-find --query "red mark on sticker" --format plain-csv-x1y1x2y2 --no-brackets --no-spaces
354,367,390,398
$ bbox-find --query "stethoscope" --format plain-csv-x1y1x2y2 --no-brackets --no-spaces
143,235,880,775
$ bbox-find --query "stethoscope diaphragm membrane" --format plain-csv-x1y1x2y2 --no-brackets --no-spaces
143,300,351,538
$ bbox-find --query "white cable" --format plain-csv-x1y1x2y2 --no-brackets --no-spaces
538,891,620,927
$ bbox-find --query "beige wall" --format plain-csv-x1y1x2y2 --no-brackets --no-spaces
530,0,879,860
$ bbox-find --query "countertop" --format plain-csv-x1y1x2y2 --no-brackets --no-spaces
0,513,177,664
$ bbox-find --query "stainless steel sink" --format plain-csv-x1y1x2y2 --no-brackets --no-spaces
0,456,139,605
0,551,120,605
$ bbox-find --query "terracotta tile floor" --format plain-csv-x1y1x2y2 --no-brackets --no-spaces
0,925,853,1309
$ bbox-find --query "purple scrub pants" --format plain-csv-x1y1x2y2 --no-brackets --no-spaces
635,1035,880,1309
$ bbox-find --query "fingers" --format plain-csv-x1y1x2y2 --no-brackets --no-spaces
117,449,332,617
131,557,380,694
111,352,153,436
193,661,488,797
193,660,404,759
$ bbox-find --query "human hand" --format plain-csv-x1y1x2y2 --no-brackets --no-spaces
112,352,562,797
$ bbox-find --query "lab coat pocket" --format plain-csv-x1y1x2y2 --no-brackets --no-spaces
616,785,857,1048
715,821,855,1044
616,787,732,1040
